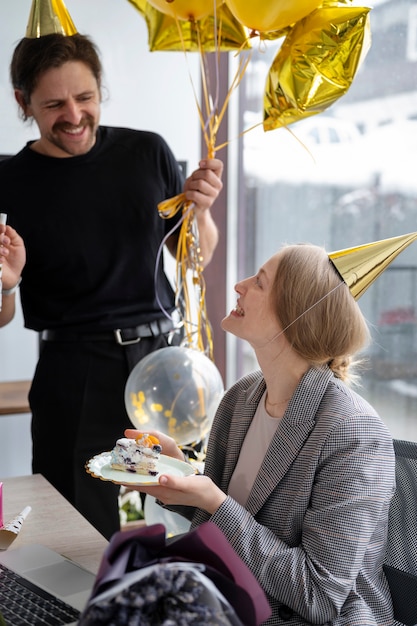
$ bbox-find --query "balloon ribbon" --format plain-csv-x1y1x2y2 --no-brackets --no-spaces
158,16,250,360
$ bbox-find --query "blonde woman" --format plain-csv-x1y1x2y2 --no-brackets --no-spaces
129,242,396,625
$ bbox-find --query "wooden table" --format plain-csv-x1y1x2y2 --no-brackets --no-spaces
0,474,108,573
0,380,31,415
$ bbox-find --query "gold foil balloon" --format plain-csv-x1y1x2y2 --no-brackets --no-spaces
127,0,146,16
264,4,371,130
25,0,77,38
329,232,417,301
125,346,224,446
225,0,322,34
147,0,223,21
128,0,250,52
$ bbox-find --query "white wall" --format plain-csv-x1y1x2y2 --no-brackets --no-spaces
0,0,201,476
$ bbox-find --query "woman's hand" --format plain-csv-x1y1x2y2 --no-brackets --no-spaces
124,428,185,462
123,428,227,515
132,473,227,516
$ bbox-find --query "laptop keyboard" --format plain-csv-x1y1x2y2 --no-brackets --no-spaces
0,564,81,625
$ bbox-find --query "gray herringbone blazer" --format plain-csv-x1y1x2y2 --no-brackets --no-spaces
189,366,396,625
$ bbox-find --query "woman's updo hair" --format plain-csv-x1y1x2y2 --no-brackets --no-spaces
271,243,370,382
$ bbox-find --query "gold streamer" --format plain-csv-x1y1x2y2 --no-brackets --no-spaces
157,15,251,360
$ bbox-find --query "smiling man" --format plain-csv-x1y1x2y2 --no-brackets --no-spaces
14,60,101,158
0,1,223,540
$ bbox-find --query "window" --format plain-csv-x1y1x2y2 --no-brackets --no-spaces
229,0,417,441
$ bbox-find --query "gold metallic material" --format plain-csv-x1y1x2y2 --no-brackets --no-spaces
25,0,77,38
263,4,371,130
329,233,417,300
127,0,378,354
147,0,223,22
158,194,215,358
127,0,249,51
154,31,250,358
225,0,322,34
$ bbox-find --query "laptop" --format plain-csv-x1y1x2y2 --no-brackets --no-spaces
0,543,96,625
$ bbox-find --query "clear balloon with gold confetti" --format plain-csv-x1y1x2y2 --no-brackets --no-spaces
124,345,224,446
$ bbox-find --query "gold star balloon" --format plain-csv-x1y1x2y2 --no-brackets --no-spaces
263,2,371,130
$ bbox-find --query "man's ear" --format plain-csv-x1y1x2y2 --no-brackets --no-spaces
14,89,30,117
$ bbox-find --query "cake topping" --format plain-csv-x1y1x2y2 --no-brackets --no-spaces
135,433,160,447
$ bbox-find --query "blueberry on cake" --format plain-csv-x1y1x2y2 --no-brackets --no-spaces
110,434,162,476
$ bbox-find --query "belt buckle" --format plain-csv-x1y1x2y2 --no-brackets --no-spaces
114,329,142,345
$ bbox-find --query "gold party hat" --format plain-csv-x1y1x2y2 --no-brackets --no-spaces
25,0,77,38
329,232,417,300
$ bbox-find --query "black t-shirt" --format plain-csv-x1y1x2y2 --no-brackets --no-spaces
0,126,185,331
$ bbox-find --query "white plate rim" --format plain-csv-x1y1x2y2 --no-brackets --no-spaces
85,451,195,486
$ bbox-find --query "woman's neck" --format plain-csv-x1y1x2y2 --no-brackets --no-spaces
260,350,309,417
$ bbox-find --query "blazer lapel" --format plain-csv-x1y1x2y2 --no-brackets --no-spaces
219,376,266,492
245,367,333,515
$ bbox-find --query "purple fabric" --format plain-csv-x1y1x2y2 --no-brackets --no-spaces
88,522,271,626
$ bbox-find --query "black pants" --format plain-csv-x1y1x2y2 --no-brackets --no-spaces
29,333,179,540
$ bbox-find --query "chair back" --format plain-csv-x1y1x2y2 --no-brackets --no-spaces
383,439,417,626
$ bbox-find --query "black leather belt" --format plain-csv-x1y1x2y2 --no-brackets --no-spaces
41,318,177,345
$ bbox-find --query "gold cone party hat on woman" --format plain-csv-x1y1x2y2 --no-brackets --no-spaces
25,0,77,38
329,232,417,300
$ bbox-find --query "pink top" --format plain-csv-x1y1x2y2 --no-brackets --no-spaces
228,391,283,506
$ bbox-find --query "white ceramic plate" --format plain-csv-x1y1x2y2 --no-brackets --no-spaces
86,452,195,486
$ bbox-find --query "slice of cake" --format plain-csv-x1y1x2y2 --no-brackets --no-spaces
110,434,162,476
